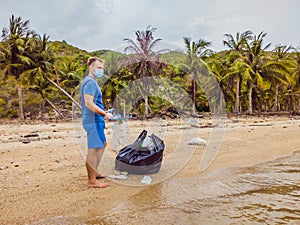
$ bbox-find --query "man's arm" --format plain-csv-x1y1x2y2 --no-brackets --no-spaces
84,94,113,119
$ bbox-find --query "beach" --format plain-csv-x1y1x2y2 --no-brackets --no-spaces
0,115,299,224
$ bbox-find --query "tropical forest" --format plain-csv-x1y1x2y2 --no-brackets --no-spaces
1,15,300,121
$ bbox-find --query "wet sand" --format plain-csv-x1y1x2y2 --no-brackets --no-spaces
0,115,299,224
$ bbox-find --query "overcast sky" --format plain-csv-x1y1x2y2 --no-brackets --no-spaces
1,0,299,52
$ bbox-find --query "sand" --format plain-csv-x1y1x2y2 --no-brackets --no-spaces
0,115,299,224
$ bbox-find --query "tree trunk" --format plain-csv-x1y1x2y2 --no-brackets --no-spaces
18,85,25,120
44,75,81,110
235,76,240,113
289,95,294,112
145,95,149,116
272,84,279,112
248,81,253,115
44,97,64,118
220,92,224,114
192,79,196,114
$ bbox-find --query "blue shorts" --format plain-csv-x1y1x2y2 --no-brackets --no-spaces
83,121,106,148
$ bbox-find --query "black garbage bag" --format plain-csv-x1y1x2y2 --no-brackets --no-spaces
115,130,165,174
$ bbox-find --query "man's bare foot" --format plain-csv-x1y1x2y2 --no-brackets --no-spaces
87,180,109,188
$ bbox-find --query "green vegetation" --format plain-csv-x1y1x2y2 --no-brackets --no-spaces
0,15,299,120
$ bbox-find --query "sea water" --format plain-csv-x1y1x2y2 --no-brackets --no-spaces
100,150,300,224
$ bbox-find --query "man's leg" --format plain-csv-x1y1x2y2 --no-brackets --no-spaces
86,147,109,188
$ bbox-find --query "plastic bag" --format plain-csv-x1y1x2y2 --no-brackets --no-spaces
141,136,155,150
115,130,164,174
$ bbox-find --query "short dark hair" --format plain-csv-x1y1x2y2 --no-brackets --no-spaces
87,57,104,66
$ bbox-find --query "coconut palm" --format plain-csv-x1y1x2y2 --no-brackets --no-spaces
0,15,36,120
266,45,295,111
183,37,212,114
100,51,129,112
123,26,163,116
284,50,300,112
293,50,300,112
21,34,64,117
25,34,81,115
223,31,253,52
242,31,271,114
223,31,253,113
55,58,84,96
207,51,237,112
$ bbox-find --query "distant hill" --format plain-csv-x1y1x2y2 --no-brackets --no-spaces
50,40,89,56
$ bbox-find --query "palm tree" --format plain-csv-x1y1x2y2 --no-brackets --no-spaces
223,31,253,52
223,31,253,113
123,26,163,116
284,50,300,113
55,58,84,96
267,45,294,111
22,34,64,117
25,34,81,115
100,51,128,112
0,15,36,120
242,31,271,114
207,51,237,112
183,37,212,114
293,50,300,112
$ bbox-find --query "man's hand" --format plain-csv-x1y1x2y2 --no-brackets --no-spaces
104,113,114,120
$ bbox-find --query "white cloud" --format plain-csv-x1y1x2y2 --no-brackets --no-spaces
1,0,299,52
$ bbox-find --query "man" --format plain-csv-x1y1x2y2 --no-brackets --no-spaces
80,57,114,188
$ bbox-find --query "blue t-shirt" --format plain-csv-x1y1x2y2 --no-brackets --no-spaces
80,76,105,123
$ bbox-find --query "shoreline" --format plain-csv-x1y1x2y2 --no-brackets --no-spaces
0,110,299,123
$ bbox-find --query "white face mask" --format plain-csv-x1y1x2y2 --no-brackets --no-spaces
94,68,104,78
